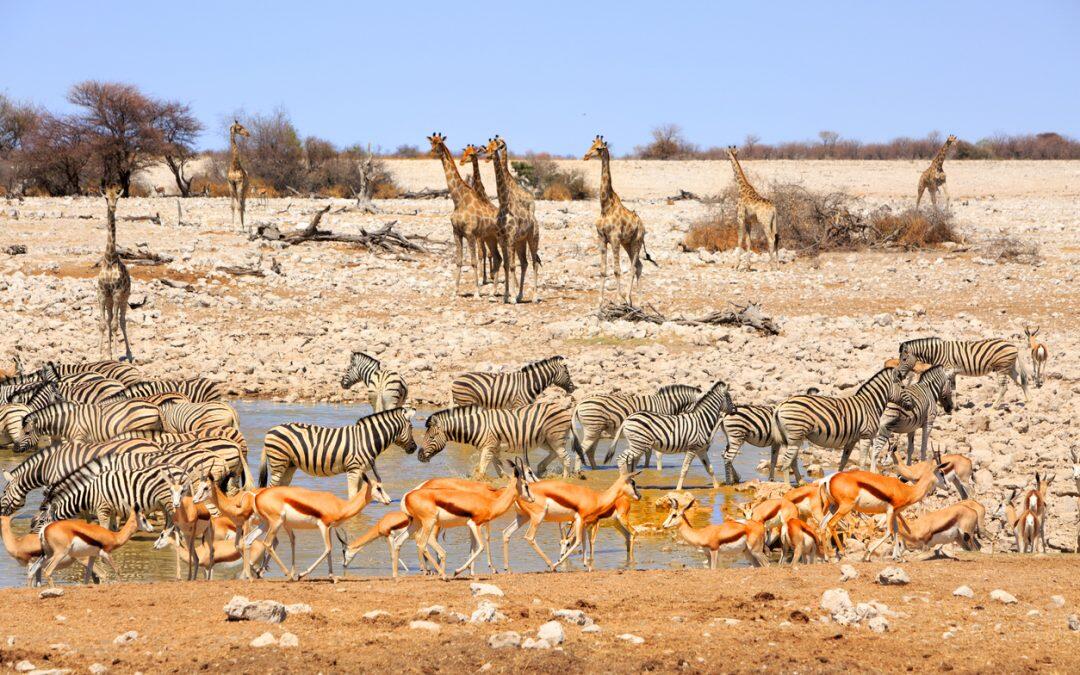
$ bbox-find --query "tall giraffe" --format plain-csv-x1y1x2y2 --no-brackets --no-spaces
484,136,540,304
97,186,133,362
460,143,501,284
916,134,957,209
427,133,498,298
227,120,251,231
726,146,778,269
584,135,655,306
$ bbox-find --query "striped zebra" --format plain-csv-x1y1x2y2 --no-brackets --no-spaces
35,465,188,530
160,401,239,433
611,381,734,490
19,400,164,451
720,387,824,485
451,356,575,409
53,361,142,387
113,426,248,452
259,407,417,496
1,438,162,515
870,365,955,469
899,337,1028,405
0,403,31,450
108,377,225,403
772,367,903,486
420,401,575,478
58,376,127,405
570,384,701,468
341,352,409,412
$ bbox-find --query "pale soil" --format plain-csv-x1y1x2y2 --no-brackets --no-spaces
1,160,1078,546
0,556,1077,673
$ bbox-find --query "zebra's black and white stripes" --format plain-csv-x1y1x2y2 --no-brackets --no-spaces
871,365,955,467
35,465,186,530
259,407,417,496
900,337,1027,404
107,378,225,403
341,352,409,412
20,400,164,451
452,356,575,408
612,381,734,490
721,404,780,485
420,401,575,478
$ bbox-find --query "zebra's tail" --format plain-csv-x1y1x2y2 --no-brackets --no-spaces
237,445,254,489
569,409,588,467
769,407,789,448
257,446,268,488
603,421,628,465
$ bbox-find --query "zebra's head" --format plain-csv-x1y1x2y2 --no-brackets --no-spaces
419,412,449,462
396,407,418,455
549,357,576,394
660,491,696,529
16,414,39,453
341,352,379,390
1,475,25,516
938,368,956,414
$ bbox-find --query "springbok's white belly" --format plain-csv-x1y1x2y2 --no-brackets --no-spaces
281,505,324,530
434,509,469,527
854,492,889,512
542,499,577,520
926,525,962,547
67,539,103,558
714,535,747,553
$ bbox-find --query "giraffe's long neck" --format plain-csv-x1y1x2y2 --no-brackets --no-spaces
930,139,952,170
105,203,119,261
599,148,615,212
229,131,243,171
492,146,512,206
436,144,470,207
729,154,758,198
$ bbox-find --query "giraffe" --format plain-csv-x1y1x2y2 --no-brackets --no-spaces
584,135,655,306
916,134,957,210
460,143,501,285
726,145,778,269
97,186,133,362
227,120,251,231
484,136,541,304
427,133,498,298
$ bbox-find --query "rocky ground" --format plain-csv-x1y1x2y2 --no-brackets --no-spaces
1,159,1078,547
1,556,1078,673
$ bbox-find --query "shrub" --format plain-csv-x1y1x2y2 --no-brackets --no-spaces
511,157,592,200
980,236,1041,264
634,124,699,159
869,208,961,248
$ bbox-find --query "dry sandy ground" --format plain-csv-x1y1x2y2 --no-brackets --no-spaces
0,556,1077,673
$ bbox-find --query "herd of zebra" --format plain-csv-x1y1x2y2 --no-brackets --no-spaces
0,328,1053,583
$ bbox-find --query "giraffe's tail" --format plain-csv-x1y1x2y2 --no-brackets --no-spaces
642,242,658,267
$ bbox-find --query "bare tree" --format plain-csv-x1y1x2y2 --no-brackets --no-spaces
235,109,305,192
742,133,762,157
155,101,202,196
0,95,41,193
818,130,840,156
16,113,93,195
635,123,697,159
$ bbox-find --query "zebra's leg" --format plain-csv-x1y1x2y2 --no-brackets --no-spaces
838,441,858,472
474,444,496,479
993,372,1009,407
655,451,664,472
697,447,720,489
723,436,744,485
675,452,694,491
776,446,797,486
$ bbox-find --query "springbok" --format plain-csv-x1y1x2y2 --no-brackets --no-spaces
155,515,267,579
402,458,533,579
205,481,260,578
660,491,768,568
888,446,973,498
780,516,825,565
37,506,153,586
251,473,391,581
1024,327,1048,387
338,511,413,576
892,499,985,558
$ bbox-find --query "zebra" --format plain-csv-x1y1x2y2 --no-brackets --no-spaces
106,377,225,403
419,401,576,478
0,403,31,450
611,381,734,490
112,427,249,453
899,337,1028,405
1,438,162,515
870,365,955,469
451,356,575,409
51,361,142,387
570,384,702,469
19,400,164,451
160,401,240,433
34,465,188,531
771,367,903,485
720,387,825,485
259,407,417,496
58,376,127,404
340,352,409,412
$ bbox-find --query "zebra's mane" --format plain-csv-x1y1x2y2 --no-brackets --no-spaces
687,381,728,412
656,384,701,397
917,365,946,382
899,337,942,352
424,405,483,428
349,352,380,368
520,356,565,373
853,367,897,396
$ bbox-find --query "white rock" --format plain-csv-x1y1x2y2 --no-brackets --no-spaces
990,589,1018,604
278,632,299,648
839,564,859,582
1050,595,1066,608
877,567,910,585
250,632,277,648
582,624,602,633
113,631,138,645
417,605,446,617
942,631,955,639
552,608,593,626
284,603,312,615
537,621,565,646
38,588,63,599
15,661,36,673
617,633,645,645
470,600,506,624
488,631,522,649
521,637,551,650
224,595,287,623
953,586,974,598
88,664,108,675
410,620,441,633
362,610,390,620
820,588,858,626
868,616,890,633
470,582,504,597
1068,615,1080,631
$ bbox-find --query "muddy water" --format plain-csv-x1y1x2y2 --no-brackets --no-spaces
0,402,770,587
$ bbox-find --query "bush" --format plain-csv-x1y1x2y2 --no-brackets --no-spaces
869,208,961,248
511,157,592,200
634,124,699,159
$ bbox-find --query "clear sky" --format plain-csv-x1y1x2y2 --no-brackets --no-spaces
3,1,1078,155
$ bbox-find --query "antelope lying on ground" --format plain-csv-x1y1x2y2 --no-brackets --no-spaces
660,491,768,568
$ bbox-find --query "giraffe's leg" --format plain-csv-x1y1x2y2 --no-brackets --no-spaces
97,292,110,360
916,183,925,209
611,242,623,305
515,244,528,304
116,295,133,362
929,186,938,210
229,180,238,227
941,182,950,210
453,231,464,298
625,241,641,306
766,209,779,263
468,235,482,298
500,237,511,304
239,176,249,232
529,232,540,303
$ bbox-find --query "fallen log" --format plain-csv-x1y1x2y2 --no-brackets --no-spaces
596,302,666,325
258,206,427,253
120,213,162,225
217,264,265,277
397,187,449,200
597,301,780,335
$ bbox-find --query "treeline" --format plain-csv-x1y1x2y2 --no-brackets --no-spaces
0,83,396,198
633,124,1080,160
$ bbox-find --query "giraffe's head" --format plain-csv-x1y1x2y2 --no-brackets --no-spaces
427,132,448,157
583,135,608,161
459,144,483,166
482,136,506,163
104,185,122,208
230,120,250,138
945,134,957,146
726,145,739,160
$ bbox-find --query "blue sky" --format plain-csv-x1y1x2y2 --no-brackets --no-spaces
3,1,1078,154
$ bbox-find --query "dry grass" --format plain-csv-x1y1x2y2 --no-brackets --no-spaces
541,183,573,201
512,157,593,200
682,184,962,255
981,236,1042,264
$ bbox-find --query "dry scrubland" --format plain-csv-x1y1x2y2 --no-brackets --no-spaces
1,159,1079,580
